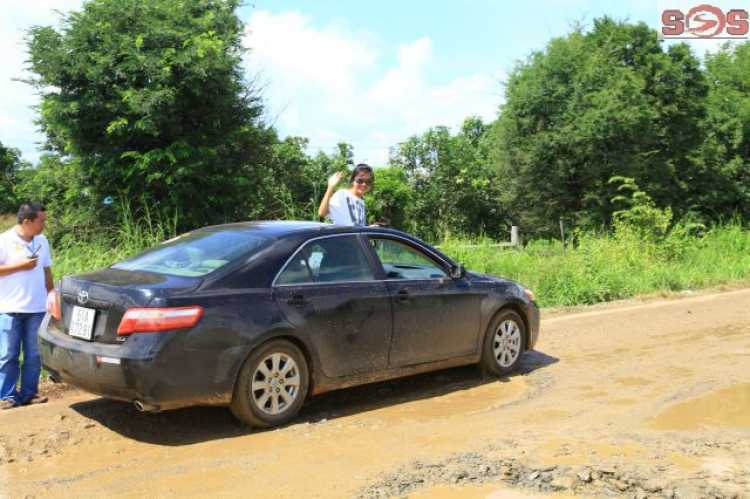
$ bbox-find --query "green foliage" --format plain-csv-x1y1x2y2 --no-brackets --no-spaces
692,42,750,221
441,221,750,307
494,18,706,239
389,117,507,242
262,139,353,221
52,201,178,279
263,136,318,220
609,176,672,238
13,154,100,243
0,142,30,212
25,0,275,230
365,165,412,229
115,198,178,251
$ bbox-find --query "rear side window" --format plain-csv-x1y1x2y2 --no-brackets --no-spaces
113,231,270,277
276,235,374,284
275,252,313,285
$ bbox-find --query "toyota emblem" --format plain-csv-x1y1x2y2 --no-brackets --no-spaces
77,290,89,305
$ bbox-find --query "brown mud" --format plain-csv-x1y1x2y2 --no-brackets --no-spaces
1,287,749,498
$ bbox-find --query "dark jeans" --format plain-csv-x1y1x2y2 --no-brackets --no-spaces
0,312,45,404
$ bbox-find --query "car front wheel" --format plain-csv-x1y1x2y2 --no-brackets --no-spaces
481,310,526,376
231,339,309,427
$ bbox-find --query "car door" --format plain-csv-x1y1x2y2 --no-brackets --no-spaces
273,234,394,378
367,236,481,368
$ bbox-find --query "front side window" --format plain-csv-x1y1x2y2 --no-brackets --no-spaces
369,237,447,280
113,230,269,277
276,236,374,284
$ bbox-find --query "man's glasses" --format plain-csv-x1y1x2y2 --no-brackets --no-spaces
355,178,373,186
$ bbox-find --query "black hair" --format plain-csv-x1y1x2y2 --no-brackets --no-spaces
17,202,47,224
348,163,374,187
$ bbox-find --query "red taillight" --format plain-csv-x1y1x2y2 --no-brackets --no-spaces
46,289,61,320
117,307,204,335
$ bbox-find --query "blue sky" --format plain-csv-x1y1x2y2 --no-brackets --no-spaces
0,0,736,166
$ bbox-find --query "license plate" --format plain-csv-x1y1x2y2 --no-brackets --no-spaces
69,306,96,340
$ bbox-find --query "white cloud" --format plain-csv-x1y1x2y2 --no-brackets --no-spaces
367,38,432,109
245,11,502,166
247,11,378,98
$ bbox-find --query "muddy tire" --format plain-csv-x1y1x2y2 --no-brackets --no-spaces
481,310,526,376
230,339,309,428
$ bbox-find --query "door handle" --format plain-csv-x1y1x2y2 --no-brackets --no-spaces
286,295,310,307
395,289,409,303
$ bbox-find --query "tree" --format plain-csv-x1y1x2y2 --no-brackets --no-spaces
365,165,412,230
389,117,506,241
693,42,750,221
13,154,100,240
494,18,706,238
25,0,275,229
0,142,30,213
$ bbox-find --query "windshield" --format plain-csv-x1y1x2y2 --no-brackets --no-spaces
113,230,270,277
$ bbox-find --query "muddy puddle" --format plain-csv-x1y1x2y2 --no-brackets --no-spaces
648,382,750,431
359,377,528,423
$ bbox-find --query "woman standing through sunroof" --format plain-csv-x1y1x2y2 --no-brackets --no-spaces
317,163,374,226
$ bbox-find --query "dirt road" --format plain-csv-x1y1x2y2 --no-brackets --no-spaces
1,288,749,498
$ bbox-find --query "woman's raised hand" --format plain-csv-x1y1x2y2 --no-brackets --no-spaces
327,171,343,188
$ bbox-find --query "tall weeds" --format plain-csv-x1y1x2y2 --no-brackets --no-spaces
52,202,178,279
441,221,750,307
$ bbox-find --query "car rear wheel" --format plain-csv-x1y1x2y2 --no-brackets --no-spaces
230,339,309,427
481,310,526,376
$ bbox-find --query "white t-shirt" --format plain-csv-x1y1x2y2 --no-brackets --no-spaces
327,189,366,226
0,228,53,313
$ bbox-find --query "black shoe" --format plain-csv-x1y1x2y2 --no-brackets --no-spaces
23,395,48,406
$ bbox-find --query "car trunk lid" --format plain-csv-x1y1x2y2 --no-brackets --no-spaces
60,268,202,345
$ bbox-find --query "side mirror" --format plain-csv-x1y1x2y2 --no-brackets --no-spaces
450,264,466,279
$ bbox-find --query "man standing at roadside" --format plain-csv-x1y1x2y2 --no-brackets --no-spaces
0,202,53,409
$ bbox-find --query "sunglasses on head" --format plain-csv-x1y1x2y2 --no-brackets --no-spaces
355,178,373,186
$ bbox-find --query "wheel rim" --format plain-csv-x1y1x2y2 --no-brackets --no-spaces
251,352,301,416
493,319,522,368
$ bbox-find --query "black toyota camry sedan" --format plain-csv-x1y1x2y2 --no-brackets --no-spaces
40,222,539,427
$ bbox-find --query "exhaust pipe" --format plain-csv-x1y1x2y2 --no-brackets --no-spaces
44,368,61,384
133,400,162,413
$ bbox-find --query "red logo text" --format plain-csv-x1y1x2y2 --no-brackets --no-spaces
662,4,749,38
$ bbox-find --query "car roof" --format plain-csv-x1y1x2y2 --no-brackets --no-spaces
197,220,409,239
198,220,330,236
195,221,458,266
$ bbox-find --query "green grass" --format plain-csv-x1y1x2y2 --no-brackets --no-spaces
441,222,750,307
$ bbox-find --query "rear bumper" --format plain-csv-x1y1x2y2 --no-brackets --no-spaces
38,315,233,410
